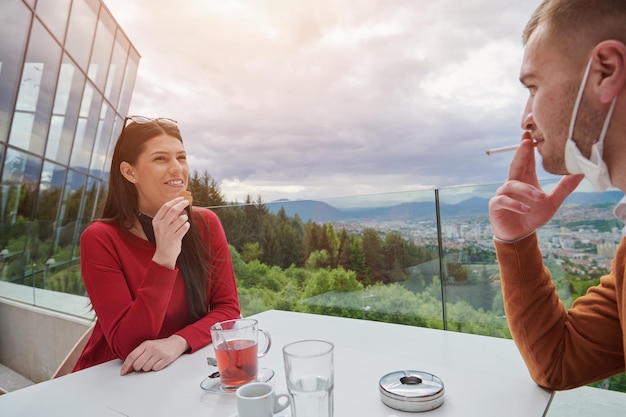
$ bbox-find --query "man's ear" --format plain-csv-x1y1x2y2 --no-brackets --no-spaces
593,40,626,103
120,162,136,183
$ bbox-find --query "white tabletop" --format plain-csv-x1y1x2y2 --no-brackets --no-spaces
0,310,552,416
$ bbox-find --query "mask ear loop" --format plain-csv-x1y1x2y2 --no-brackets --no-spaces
598,96,617,142
567,59,593,140
568,58,618,146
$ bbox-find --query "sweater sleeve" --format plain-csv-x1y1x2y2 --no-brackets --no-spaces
80,223,180,360
495,233,624,390
175,209,241,352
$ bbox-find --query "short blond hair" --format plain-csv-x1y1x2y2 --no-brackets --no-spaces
523,0,626,49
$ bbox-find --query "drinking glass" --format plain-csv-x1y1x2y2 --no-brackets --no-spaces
210,318,271,389
283,339,334,417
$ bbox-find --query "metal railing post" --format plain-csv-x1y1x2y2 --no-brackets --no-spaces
434,188,447,330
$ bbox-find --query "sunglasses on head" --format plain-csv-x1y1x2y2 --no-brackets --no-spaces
122,115,178,130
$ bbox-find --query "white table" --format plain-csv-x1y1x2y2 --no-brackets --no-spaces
0,310,552,416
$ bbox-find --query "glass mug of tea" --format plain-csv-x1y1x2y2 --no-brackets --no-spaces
210,318,271,389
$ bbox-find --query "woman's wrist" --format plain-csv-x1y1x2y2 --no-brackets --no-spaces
152,253,177,270
169,334,190,354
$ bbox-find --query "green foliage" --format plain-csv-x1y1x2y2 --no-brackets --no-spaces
562,219,623,233
240,242,263,263
589,373,626,393
304,250,330,270
189,170,226,207
301,267,363,298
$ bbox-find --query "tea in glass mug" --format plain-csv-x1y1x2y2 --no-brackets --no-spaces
210,318,271,389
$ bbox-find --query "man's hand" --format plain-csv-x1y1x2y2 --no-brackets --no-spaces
489,135,584,241
120,335,190,376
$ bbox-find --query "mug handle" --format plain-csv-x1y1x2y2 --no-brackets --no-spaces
257,328,272,358
273,392,291,414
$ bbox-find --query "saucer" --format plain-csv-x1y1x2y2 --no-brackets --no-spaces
200,368,275,394
227,411,291,417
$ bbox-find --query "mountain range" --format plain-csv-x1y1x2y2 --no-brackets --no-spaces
266,190,625,223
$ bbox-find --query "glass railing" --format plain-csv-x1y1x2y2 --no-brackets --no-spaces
1,179,624,329
1,178,625,389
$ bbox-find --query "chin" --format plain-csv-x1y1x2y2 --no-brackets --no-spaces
541,161,568,176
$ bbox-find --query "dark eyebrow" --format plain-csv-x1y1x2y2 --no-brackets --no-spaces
149,150,187,156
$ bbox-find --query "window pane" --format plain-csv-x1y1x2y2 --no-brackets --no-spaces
37,161,65,223
70,83,101,171
117,47,139,115
9,19,62,155
0,143,4,182
62,170,87,261
102,114,124,182
46,55,85,164
36,161,66,278
65,0,99,71
35,0,72,44
88,7,115,92
104,30,129,106
90,103,114,177
0,0,31,143
83,176,99,225
0,148,42,223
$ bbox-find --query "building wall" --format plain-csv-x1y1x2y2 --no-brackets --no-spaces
0,0,139,297
0,297,91,383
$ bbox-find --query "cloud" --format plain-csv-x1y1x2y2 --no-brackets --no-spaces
104,0,545,202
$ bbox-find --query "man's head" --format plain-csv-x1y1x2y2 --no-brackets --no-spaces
523,0,626,59
519,0,626,187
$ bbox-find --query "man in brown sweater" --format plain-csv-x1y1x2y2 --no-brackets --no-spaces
488,0,626,390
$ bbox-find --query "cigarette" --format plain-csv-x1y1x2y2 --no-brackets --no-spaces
485,145,520,155
485,141,537,156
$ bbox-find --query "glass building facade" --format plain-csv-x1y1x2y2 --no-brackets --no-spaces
0,0,139,296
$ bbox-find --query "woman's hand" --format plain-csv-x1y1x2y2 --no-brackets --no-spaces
151,197,190,269
488,135,584,241
120,334,190,376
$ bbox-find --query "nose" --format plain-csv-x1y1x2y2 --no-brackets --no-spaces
521,102,535,132
169,158,183,173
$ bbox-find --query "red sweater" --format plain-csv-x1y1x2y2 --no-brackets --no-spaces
495,233,625,390
74,208,240,371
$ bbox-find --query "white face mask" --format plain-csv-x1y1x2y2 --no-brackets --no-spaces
563,58,618,191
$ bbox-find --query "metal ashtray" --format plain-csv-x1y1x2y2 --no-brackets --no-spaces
379,370,444,412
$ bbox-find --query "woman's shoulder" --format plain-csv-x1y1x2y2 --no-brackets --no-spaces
191,207,220,223
81,219,124,241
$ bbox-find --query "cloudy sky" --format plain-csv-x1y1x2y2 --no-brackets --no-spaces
103,0,560,203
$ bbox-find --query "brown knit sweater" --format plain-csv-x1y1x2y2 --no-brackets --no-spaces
494,233,625,390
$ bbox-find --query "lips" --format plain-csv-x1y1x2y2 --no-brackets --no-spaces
524,130,543,146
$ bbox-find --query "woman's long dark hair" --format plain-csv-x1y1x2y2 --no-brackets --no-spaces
100,120,211,320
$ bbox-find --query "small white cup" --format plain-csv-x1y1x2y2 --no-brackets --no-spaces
236,382,290,417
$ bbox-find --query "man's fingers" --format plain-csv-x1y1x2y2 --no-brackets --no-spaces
507,139,537,181
496,179,545,203
548,174,585,207
489,194,532,215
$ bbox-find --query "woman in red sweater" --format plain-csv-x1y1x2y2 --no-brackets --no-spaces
75,116,240,375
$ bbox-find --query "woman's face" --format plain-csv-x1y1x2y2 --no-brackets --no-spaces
122,133,189,216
